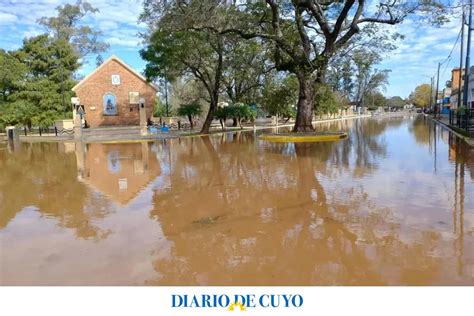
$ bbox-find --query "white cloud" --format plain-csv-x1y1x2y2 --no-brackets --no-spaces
106,36,140,47
0,12,18,24
0,0,467,98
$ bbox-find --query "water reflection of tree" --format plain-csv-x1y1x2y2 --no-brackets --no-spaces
267,118,391,179
147,132,449,285
0,142,110,240
409,116,431,146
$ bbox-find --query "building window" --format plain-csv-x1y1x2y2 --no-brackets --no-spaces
129,91,139,104
103,93,118,115
111,74,120,85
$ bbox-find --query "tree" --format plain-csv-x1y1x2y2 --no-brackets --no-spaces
327,46,394,104
10,35,80,127
314,84,343,118
260,75,298,120
141,0,447,132
0,49,26,103
173,0,446,132
213,107,230,131
154,96,171,118
222,39,272,105
95,54,104,67
387,96,405,108
140,27,226,134
38,0,109,59
177,103,203,130
409,84,432,108
226,103,256,129
351,49,390,107
365,92,387,110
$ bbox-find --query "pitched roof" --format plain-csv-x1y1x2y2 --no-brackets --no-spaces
72,55,158,92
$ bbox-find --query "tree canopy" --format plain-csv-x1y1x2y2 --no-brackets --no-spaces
409,84,432,108
141,0,447,132
38,0,109,59
0,1,106,129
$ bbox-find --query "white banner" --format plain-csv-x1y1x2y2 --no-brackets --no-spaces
1,286,472,316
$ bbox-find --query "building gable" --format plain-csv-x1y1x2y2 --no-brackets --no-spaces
72,55,157,92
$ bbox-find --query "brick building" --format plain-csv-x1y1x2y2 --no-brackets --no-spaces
72,55,158,128
450,68,465,109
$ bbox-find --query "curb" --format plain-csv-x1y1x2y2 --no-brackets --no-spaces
259,132,348,143
424,114,474,147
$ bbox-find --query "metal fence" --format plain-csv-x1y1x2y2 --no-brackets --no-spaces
449,109,474,133
20,126,74,136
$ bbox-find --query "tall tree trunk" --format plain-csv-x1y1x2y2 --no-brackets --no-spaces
200,37,223,134
200,98,217,134
293,72,315,132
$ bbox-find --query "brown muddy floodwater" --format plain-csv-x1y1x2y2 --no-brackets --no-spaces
0,115,473,285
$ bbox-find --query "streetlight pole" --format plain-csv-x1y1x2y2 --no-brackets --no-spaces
430,76,434,111
459,7,465,109
463,0,473,108
435,62,441,116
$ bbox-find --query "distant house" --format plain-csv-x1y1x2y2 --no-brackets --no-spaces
72,55,158,128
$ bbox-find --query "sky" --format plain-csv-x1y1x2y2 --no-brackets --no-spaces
0,0,465,98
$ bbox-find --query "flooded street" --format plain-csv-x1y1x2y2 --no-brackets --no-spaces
1,115,473,285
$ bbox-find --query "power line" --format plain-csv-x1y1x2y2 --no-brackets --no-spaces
440,26,463,77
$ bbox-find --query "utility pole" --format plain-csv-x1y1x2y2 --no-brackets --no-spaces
459,7,465,109
463,0,473,108
429,76,434,110
435,62,441,116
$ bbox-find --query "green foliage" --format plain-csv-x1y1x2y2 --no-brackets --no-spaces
223,38,270,104
1,35,79,128
409,84,432,108
314,85,342,117
260,75,298,119
0,49,26,102
213,107,230,130
226,103,256,128
177,102,203,129
177,102,202,117
37,0,108,59
387,96,405,108
365,92,387,111
140,0,448,132
154,97,172,117
213,104,256,129
213,107,229,121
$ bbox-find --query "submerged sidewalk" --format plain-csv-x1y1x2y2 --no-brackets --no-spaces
426,113,474,146
4,114,373,143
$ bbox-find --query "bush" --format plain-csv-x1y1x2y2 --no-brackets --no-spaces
314,84,341,118
213,107,231,130
177,103,202,129
227,103,256,129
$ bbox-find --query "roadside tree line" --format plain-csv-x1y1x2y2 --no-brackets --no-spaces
140,0,448,133
0,1,107,129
